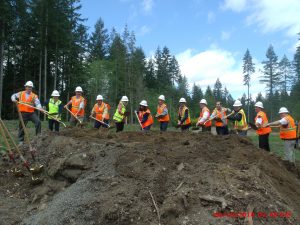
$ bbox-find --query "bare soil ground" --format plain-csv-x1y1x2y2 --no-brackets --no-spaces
0,128,300,225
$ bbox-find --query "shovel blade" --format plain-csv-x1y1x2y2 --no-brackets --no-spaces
30,176,43,185
11,168,24,177
30,163,44,174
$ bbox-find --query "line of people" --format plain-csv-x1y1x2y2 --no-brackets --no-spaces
11,81,299,163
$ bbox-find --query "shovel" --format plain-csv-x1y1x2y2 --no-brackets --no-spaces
18,102,66,127
0,119,42,183
89,115,110,128
65,106,83,125
15,102,44,174
134,110,144,130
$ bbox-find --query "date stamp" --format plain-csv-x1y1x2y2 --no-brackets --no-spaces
213,211,292,218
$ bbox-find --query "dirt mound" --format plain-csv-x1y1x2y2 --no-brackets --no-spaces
1,129,300,225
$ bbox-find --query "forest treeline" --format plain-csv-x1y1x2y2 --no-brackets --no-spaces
1,0,300,124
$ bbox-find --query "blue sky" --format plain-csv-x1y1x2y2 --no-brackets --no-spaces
80,0,300,99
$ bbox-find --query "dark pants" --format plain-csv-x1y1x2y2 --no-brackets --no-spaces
202,126,211,132
94,119,109,129
258,133,270,151
159,122,168,131
115,122,124,132
18,112,41,142
237,130,247,136
49,119,60,132
142,125,151,131
181,124,190,131
216,126,229,135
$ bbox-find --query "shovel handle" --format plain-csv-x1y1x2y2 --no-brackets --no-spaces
65,107,82,124
134,111,144,130
89,116,110,128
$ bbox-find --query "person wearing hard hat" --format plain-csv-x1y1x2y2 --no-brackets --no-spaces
210,101,230,135
44,90,63,132
64,86,86,126
155,95,170,131
254,102,272,151
113,96,129,132
177,98,191,131
136,100,154,131
227,100,248,136
196,99,211,132
90,95,110,128
264,107,297,163
11,81,44,145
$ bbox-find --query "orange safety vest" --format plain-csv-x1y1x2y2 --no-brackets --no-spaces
156,103,170,122
255,111,271,135
138,109,154,128
199,106,211,127
93,102,109,121
178,105,191,125
214,108,227,127
280,115,297,140
71,96,85,116
18,91,38,113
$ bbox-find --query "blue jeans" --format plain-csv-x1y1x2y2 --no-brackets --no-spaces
160,122,168,131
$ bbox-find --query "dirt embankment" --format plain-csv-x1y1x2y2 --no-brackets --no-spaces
0,128,300,225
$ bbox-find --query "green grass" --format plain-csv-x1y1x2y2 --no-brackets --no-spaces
248,132,300,161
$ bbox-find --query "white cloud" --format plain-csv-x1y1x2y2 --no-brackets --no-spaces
207,11,216,24
176,47,265,99
137,25,151,36
223,0,300,37
221,31,231,41
142,0,153,13
222,0,247,12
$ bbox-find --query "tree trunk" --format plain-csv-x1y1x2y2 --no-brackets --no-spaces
54,44,58,90
38,50,42,118
247,83,250,122
0,25,4,117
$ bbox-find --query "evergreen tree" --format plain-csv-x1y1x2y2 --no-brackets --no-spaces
213,78,222,100
242,49,255,121
88,18,109,61
279,55,293,94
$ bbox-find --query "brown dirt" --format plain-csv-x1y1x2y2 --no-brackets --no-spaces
0,128,300,225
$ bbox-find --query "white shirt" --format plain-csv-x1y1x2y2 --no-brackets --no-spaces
279,118,288,125
199,111,209,123
255,118,263,125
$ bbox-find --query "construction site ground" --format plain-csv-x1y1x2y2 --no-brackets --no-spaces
0,126,300,225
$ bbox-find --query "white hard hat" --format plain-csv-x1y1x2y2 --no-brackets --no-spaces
254,101,263,108
158,95,165,101
75,86,83,92
96,95,103,100
51,90,60,97
233,100,242,107
140,100,148,107
179,98,186,103
121,96,129,102
278,107,289,114
24,81,34,88
200,99,207,105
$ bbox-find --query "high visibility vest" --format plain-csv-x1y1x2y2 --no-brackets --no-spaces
157,103,170,122
93,102,109,121
214,108,227,127
113,102,126,122
71,96,85,116
178,105,191,125
200,106,211,127
18,91,37,113
280,115,297,140
48,98,61,119
255,111,271,135
234,109,248,130
138,109,154,128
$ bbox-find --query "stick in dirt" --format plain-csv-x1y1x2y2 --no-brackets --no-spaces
149,190,161,225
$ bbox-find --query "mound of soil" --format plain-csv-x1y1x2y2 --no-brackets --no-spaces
0,128,300,225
